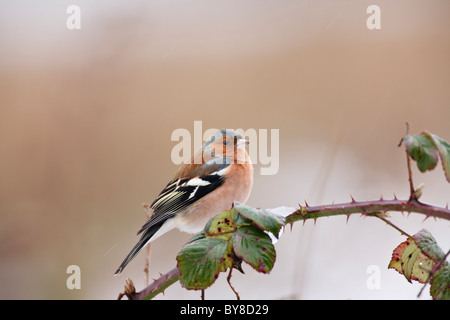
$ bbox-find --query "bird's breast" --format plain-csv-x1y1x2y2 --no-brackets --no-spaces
174,163,253,234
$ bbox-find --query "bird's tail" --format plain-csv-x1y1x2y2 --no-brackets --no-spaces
114,222,164,276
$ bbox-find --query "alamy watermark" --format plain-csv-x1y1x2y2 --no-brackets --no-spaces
66,264,81,290
170,121,279,175
366,5,381,30
66,5,81,30
366,265,381,290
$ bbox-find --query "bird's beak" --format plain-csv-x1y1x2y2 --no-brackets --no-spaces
236,138,249,149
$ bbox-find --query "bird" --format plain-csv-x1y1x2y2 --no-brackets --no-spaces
114,129,253,275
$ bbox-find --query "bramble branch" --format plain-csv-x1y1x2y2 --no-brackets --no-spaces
119,196,450,300
118,267,180,300
287,197,450,225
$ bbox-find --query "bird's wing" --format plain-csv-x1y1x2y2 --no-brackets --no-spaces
115,160,230,275
136,158,230,235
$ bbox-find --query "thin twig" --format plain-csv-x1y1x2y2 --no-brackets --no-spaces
373,214,413,239
144,244,151,286
400,122,416,199
227,268,240,300
143,203,152,286
406,149,416,200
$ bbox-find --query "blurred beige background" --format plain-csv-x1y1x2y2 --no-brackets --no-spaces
0,0,449,299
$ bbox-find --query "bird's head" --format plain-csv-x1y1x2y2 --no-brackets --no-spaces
202,129,249,163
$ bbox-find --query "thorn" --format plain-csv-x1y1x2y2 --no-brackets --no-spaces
350,194,356,203
423,214,431,222
313,218,317,226
304,199,309,207
289,222,294,232
379,194,384,201
346,214,351,223
393,193,398,200
302,220,306,226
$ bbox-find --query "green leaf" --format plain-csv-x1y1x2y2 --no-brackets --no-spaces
403,133,439,173
427,132,450,183
403,131,450,183
230,207,253,228
176,205,284,291
389,229,450,300
412,228,445,262
176,237,231,290
234,202,284,238
388,237,433,283
430,264,450,300
232,225,276,273
185,231,206,244
205,209,236,240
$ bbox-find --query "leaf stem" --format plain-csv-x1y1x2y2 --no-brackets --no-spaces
373,215,413,239
406,149,416,200
227,268,240,300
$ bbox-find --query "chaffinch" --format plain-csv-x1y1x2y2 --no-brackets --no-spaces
115,129,253,275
